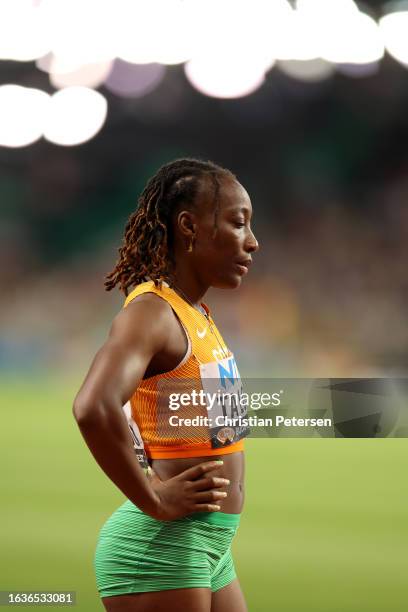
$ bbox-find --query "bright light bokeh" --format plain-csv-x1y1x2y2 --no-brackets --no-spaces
0,0,50,61
336,61,380,78
292,0,384,64
296,0,359,15
104,60,165,98
320,12,384,64
0,85,50,147
50,61,114,89
118,0,196,65
43,87,108,146
185,58,265,99
379,11,408,65
116,0,161,65
184,0,292,98
36,53,54,74
0,0,407,141
40,0,116,71
189,0,290,70
278,58,334,82
254,0,295,66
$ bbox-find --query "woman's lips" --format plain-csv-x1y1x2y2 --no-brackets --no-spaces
235,263,249,275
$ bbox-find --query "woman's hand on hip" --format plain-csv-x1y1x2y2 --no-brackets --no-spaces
147,460,230,521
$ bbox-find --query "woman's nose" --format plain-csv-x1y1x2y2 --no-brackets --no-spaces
246,229,259,252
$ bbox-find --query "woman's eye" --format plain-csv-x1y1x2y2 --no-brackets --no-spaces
233,221,246,228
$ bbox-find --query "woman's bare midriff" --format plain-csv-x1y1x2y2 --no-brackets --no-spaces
151,451,245,514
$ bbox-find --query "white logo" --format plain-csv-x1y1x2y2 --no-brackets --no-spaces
196,327,207,339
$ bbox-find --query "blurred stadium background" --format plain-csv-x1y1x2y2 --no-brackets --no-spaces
1,1,407,610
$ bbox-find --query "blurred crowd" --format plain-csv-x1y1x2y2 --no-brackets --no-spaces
1,171,407,378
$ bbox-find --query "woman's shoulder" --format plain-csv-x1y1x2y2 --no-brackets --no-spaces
122,290,174,321
108,291,175,347
124,281,177,306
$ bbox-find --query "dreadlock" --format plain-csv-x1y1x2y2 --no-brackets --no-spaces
105,158,235,296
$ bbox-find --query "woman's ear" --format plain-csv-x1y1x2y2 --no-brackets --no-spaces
177,210,197,240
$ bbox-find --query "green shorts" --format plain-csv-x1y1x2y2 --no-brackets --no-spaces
94,500,241,597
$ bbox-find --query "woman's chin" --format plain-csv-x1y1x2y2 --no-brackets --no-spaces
211,275,243,290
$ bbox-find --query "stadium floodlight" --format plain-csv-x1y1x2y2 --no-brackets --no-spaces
379,9,408,65
0,0,50,61
185,57,265,99
104,61,166,98
144,0,196,65
117,0,165,64
336,61,380,78
117,0,195,65
321,12,384,64
40,0,116,72
183,0,294,98
43,87,108,146
0,85,50,147
277,58,334,82
49,61,114,90
293,0,383,64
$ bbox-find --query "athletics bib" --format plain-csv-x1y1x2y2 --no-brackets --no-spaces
122,402,149,470
199,354,250,448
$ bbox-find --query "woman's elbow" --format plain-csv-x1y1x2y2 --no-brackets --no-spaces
72,393,102,425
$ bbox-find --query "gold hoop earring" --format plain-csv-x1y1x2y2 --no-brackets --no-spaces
187,237,194,253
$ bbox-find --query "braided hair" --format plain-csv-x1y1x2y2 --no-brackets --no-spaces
105,158,235,295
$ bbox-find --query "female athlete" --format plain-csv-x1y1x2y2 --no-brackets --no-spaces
73,158,259,612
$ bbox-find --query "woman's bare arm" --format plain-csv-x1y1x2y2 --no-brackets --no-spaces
73,295,229,520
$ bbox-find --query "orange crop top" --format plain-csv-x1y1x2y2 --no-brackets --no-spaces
121,281,249,461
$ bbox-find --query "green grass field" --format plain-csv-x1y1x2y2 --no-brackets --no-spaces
1,377,407,611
